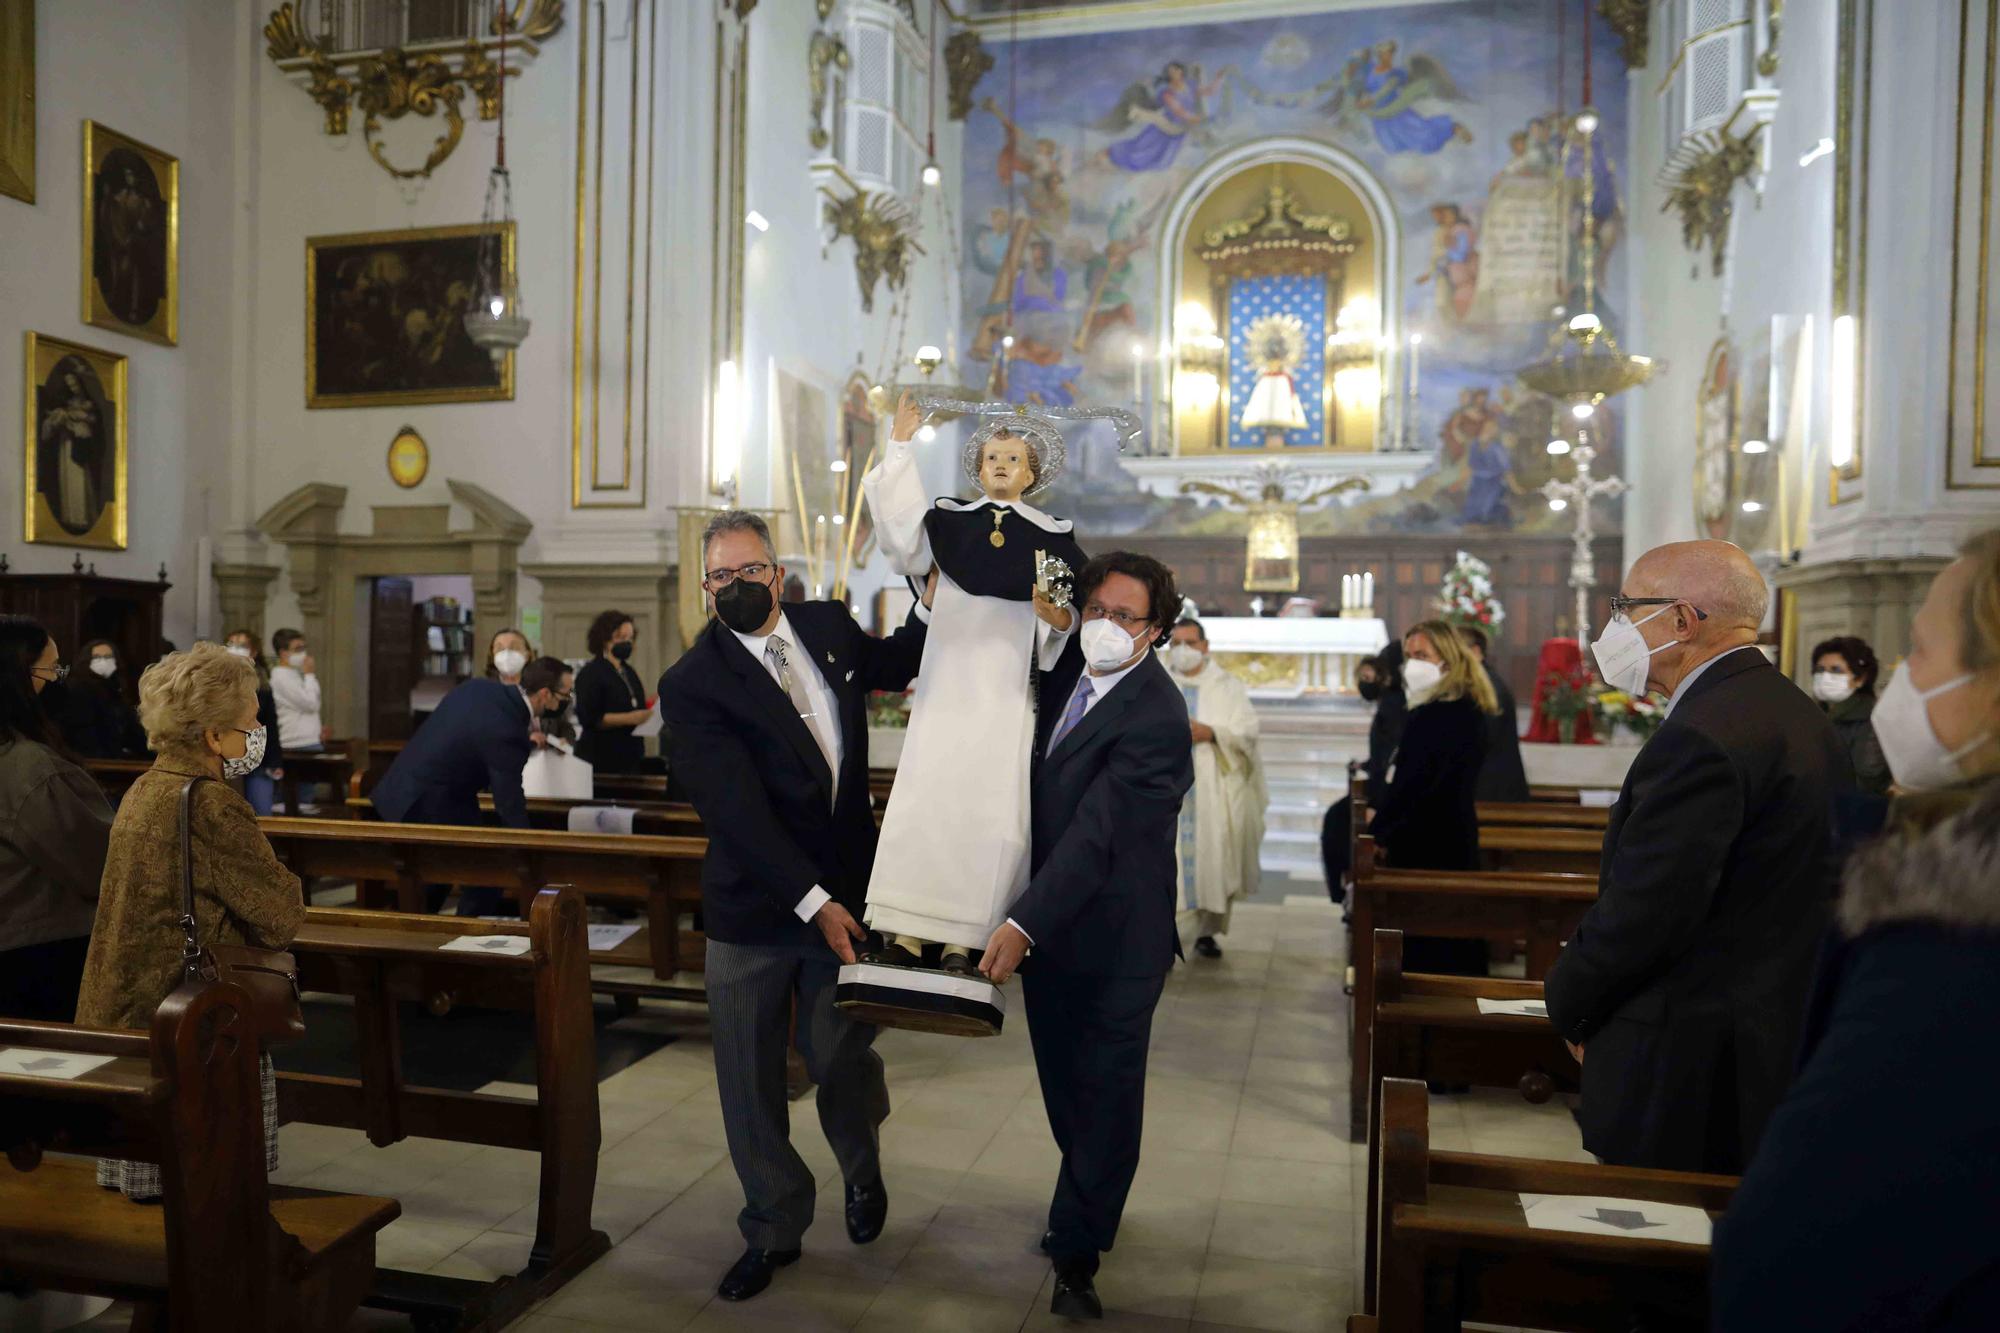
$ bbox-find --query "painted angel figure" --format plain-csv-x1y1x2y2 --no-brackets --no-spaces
1334,41,1472,156
1094,61,1230,174
858,394,1091,971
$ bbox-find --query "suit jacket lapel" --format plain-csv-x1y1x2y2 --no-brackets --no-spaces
714,620,836,799
1048,662,1140,766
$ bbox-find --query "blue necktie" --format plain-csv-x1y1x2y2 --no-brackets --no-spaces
1049,677,1095,752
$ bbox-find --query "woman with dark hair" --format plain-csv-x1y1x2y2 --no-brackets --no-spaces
1367,620,1499,974
572,610,651,774
55,638,148,759
224,629,286,815
1812,634,1892,795
0,615,114,1020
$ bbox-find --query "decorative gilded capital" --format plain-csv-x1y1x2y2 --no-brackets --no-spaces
1757,0,1784,78
1596,0,1650,69
822,184,924,313
1658,123,1764,277
944,30,993,122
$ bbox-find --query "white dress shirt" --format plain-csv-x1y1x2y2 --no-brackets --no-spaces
733,612,845,923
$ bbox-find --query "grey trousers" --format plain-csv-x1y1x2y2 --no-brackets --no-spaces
705,939,890,1250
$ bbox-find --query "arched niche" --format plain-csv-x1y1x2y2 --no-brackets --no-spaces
1150,136,1403,460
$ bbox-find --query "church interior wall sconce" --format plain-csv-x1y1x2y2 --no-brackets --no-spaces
820,177,923,313
943,30,993,121
1596,0,1651,70
262,1,564,182
1658,118,1765,277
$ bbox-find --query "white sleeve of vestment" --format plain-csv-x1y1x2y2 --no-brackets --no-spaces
1207,674,1260,770
861,439,935,577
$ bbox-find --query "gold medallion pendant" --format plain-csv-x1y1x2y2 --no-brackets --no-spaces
989,510,1006,548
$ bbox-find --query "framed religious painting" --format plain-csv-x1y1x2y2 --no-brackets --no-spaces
81,121,179,345
305,222,514,408
0,0,32,204
23,332,128,551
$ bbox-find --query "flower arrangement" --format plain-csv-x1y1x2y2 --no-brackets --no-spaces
1536,662,1597,744
1590,688,1667,744
1439,549,1506,633
867,689,913,730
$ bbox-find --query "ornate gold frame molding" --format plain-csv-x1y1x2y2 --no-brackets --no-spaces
1659,118,1764,277
263,1,564,182
1598,0,1651,69
821,171,924,313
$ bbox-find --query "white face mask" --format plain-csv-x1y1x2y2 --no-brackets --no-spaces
285,652,308,669
1402,657,1444,704
1591,605,1677,698
88,657,117,679
1812,671,1856,704
222,725,267,779
1165,642,1205,675
1871,662,1991,791
225,644,253,659
493,649,528,678
1081,617,1140,672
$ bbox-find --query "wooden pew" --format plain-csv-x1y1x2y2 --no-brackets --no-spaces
1476,825,1604,876
256,816,707,990
1362,928,1580,1315
1476,802,1612,831
346,793,707,837
0,980,399,1331
276,742,360,818
1370,1077,1735,1329
1347,839,1595,1140
278,887,610,1330
82,756,153,805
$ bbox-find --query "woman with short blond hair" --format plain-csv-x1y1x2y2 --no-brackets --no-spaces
77,642,305,1200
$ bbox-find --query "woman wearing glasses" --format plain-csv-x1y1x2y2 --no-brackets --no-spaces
0,615,114,1021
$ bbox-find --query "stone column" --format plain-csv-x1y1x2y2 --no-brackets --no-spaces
210,562,281,643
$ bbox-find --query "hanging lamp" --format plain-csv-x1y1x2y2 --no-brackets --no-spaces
464,7,530,364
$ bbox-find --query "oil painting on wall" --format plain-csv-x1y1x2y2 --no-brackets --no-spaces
24,333,127,551
955,0,1630,540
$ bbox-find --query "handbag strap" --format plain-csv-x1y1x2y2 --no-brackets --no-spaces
177,775,210,978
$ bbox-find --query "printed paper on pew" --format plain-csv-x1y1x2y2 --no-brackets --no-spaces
1476,998,1550,1018
567,805,636,835
0,1048,119,1080
587,924,643,953
632,700,665,739
1517,1194,1712,1247
523,748,594,800
1578,789,1620,807
439,934,534,956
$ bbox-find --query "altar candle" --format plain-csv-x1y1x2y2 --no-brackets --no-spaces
1342,574,1353,611
1131,340,1144,404
814,515,828,595
1363,570,1374,610
1408,334,1422,403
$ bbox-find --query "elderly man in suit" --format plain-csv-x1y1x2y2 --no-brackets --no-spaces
660,510,932,1303
371,656,572,916
979,551,1194,1322
1545,540,1851,1173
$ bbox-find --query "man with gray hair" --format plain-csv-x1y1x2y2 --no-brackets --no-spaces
659,510,933,1302
1545,539,1851,1173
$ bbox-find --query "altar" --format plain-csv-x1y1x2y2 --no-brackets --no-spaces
1202,615,1388,698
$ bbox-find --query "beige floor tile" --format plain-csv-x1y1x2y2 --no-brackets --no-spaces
892,1219,1055,1297
1128,1146,1230,1199
600,1140,730,1196
371,1217,489,1272
1219,1156,1351,1211
1086,1242,1205,1320
933,1166,1055,1236
1208,1198,1352,1270
966,1127,1064,1179
1226,1111,1352,1165
878,1121,999,1172
891,1086,1021,1135
395,1167,548,1231
538,1246,719,1329
492,1182,673,1245
1115,1193,1219,1257
429,1229,535,1283
679,1256,887,1331
622,1181,762,1263
855,1282,1037,1333
1191,1255,1354,1333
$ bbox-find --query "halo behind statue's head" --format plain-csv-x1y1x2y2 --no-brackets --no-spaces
964,413,1068,496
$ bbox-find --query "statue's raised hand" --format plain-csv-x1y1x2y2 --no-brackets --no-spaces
891,391,924,444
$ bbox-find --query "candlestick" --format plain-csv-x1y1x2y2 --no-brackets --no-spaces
1341,573,1353,612
1362,570,1373,611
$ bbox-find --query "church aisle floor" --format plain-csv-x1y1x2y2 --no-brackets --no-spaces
87,896,1587,1331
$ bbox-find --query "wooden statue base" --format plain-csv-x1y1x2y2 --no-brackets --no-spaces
834,962,1006,1038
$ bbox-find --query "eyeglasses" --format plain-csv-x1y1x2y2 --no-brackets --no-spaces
1083,603,1150,631
703,562,773,588
29,664,68,682
1609,595,1708,622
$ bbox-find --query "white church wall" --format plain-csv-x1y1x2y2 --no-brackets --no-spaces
0,0,239,646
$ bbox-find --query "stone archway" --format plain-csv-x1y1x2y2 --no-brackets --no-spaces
249,480,531,736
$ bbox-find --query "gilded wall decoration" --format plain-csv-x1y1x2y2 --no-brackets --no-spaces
0,0,31,204
1597,0,1650,69
24,332,128,551
823,184,922,313
1659,122,1763,277
944,30,994,121
81,121,179,346
305,222,515,408
808,29,848,151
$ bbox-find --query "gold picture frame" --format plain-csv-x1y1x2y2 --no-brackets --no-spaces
81,121,179,345
305,222,515,409
0,0,31,204
386,425,430,488
23,332,128,551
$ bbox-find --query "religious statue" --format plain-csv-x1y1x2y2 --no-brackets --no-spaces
1240,312,1309,447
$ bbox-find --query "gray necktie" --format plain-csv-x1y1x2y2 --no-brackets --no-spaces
767,635,838,797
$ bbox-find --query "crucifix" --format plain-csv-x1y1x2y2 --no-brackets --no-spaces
1540,438,1627,648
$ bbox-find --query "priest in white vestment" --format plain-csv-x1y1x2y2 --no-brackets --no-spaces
858,394,1083,969
1164,618,1267,957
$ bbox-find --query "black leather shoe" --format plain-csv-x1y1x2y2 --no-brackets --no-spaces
1194,936,1222,959
716,1247,800,1301
940,951,975,976
1038,1230,1054,1255
1050,1262,1103,1319
845,1178,887,1244
864,944,920,968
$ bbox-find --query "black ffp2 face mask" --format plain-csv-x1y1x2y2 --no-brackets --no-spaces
713,576,776,634
1356,676,1385,703
611,641,634,662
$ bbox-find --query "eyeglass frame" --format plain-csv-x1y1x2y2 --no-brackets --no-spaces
701,561,777,590
28,663,68,682
1080,601,1153,633
1608,595,1708,623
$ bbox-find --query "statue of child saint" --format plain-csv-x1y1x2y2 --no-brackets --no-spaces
858,392,1088,973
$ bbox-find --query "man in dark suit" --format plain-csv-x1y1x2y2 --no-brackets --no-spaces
371,656,572,915
979,551,1194,1322
1545,540,1852,1173
660,510,931,1303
